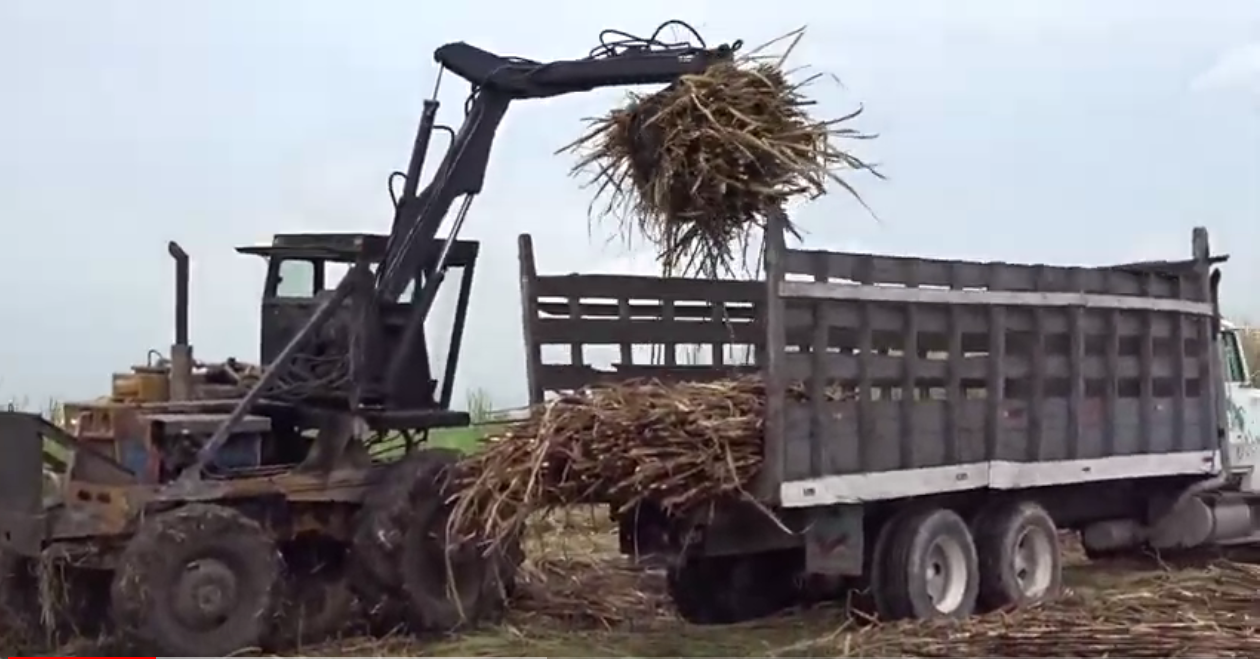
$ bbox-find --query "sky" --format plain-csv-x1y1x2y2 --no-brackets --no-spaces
2,0,1259,410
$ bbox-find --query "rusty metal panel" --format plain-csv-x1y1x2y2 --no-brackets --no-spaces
0,412,48,555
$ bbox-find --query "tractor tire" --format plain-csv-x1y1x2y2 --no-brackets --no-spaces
351,447,520,632
110,504,281,656
875,507,979,621
666,550,800,625
350,449,463,600
973,500,1062,612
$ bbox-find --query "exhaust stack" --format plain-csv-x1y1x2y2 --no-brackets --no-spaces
168,241,193,401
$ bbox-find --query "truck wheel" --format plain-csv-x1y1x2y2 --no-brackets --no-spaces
667,550,799,624
973,501,1061,612
110,504,280,656
875,507,979,621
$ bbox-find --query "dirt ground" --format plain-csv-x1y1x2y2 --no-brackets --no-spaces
15,507,1260,657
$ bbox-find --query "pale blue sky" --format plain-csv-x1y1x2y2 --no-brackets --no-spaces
2,1,1258,408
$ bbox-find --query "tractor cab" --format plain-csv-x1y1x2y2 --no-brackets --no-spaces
236,232,479,419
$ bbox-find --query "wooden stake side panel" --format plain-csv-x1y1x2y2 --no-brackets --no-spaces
773,246,1219,481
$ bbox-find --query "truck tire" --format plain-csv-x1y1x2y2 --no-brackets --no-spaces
973,500,1062,612
667,550,799,624
110,504,281,656
874,507,979,621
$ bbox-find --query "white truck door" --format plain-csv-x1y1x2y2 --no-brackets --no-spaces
1222,326,1260,483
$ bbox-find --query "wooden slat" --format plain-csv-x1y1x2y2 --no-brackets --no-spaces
533,274,761,301
780,281,1216,316
761,208,789,502
534,364,758,390
781,352,1199,385
791,302,1190,337
536,300,758,320
782,248,1188,297
532,317,762,345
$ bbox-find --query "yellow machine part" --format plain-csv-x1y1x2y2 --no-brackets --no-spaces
112,366,170,403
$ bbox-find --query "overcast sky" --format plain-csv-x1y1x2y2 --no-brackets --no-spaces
2,1,1259,409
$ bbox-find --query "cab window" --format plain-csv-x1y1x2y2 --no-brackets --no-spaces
274,260,316,298
1222,330,1248,384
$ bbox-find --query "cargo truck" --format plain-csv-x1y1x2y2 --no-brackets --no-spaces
516,222,1260,624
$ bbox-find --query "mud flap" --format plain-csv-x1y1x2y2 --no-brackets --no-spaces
0,412,49,556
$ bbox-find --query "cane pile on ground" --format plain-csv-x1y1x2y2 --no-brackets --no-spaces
844,560,1260,657
561,29,879,278
448,377,767,545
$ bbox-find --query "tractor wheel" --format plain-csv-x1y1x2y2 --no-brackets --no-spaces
973,500,1062,612
874,507,979,621
351,447,519,632
396,477,518,631
110,504,281,656
350,448,465,603
666,550,801,624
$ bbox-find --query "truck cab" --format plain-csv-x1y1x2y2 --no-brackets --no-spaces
236,233,479,417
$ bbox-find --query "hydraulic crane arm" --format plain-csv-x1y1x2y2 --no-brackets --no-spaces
376,34,738,301
376,25,737,401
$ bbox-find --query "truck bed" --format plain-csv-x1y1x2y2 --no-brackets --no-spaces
516,227,1226,508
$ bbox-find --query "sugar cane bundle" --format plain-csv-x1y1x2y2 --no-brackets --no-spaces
561,28,880,278
448,377,767,546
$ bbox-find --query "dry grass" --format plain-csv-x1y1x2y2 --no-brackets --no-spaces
562,28,879,278
13,510,1260,657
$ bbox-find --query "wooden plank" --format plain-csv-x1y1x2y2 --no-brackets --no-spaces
790,301,1189,338
617,298,633,366
986,306,1007,461
533,317,763,345
782,350,1198,385
535,299,758,321
711,301,727,368
809,252,829,478
945,261,964,464
1068,269,1086,460
1172,276,1188,452
1103,306,1121,456
533,273,762,302
663,300,677,367
1139,275,1156,454
760,208,789,501
517,234,545,405
901,259,921,469
534,364,757,391
782,248,1189,297
780,280,1216,316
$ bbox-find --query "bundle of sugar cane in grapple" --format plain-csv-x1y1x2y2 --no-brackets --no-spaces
446,30,877,548
560,27,880,278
